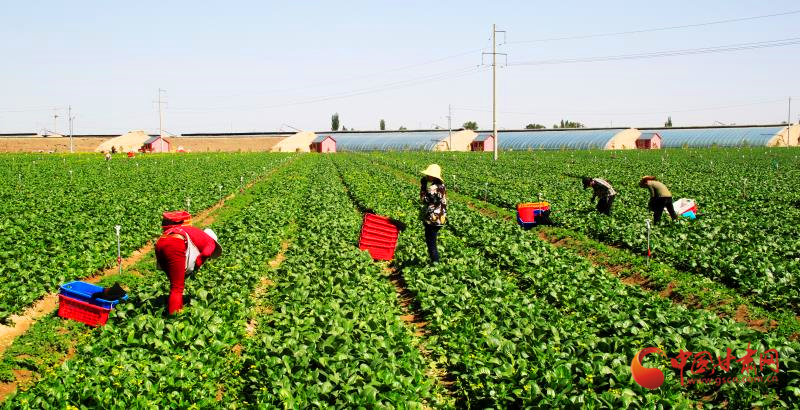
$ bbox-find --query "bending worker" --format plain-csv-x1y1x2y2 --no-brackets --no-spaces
639,176,678,223
582,176,616,215
419,164,447,264
155,211,222,315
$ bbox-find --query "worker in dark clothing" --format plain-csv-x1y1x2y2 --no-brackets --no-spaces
639,176,678,223
155,211,222,315
582,177,616,215
419,164,447,263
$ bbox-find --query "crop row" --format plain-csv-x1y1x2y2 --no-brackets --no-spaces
237,155,446,407
372,149,800,312
0,153,292,321
332,153,799,408
4,155,301,408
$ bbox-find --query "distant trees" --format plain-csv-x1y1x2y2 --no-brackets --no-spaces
398,126,407,131
331,113,340,131
665,116,673,127
380,119,386,130
462,121,478,130
525,123,546,129
553,119,584,129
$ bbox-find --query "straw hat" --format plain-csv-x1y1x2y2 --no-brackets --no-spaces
203,228,223,259
421,164,443,182
162,210,192,229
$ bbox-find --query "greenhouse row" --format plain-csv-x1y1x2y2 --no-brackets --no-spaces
257,124,798,152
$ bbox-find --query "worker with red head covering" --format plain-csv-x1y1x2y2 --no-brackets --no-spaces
155,211,222,315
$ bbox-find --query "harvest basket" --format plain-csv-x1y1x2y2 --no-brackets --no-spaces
58,295,111,327
359,213,399,261
673,198,698,219
60,281,128,310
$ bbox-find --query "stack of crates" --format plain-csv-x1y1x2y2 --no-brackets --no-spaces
517,202,551,229
358,213,400,261
58,281,128,327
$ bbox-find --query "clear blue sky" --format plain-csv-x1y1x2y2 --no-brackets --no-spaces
1,1,798,134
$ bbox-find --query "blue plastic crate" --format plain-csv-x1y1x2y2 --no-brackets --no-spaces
59,281,128,310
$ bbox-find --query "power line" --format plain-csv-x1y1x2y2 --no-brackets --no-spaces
168,66,488,113
197,41,494,101
453,98,787,118
511,36,800,66
509,9,800,44
0,106,66,114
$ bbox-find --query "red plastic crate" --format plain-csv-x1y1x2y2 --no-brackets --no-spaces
359,214,399,260
58,294,111,327
517,202,550,223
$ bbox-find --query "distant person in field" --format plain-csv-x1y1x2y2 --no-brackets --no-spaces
111,146,117,154
155,211,222,315
582,176,616,215
104,151,111,161
639,176,678,223
420,164,447,263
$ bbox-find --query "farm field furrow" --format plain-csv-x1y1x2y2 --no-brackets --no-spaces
3,155,299,408
372,149,800,312
238,155,446,407
1,152,797,408
333,153,799,408
0,153,291,322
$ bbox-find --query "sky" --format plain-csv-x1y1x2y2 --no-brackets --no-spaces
1,1,799,134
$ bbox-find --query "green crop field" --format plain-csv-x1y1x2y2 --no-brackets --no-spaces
0,149,798,408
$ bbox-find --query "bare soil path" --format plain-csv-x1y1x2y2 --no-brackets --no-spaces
0,161,289,356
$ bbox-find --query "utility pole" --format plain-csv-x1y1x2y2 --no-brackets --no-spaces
447,104,452,151
789,97,793,147
52,109,59,136
68,105,74,153
483,24,506,161
155,88,167,152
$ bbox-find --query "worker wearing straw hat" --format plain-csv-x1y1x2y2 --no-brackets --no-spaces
420,164,447,263
639,176,678,223
155,211,222,315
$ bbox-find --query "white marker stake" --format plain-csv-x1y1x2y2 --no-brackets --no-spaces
69,170,73,182
218,184,223,201
240,176,244,193
186,197,191,213
115,225,122,275
646,219,651,265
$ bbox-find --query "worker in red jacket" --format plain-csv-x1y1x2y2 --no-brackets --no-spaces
155,211,222,315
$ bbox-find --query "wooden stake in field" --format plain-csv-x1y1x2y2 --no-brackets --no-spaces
646,219,651,265
115,225,122,275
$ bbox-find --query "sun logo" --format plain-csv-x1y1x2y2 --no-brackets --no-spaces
631,347,666,389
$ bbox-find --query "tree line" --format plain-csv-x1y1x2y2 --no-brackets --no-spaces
330,113,676,131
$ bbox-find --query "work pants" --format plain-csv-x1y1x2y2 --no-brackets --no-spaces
423,223,442,263
597,196,615,216
650,196,678,223
155,236,188,315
